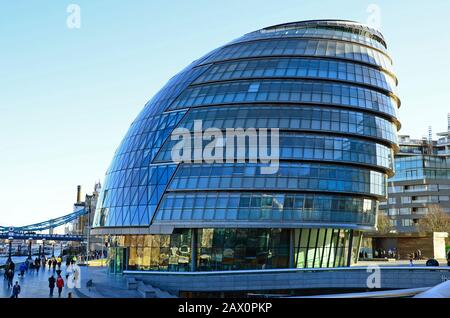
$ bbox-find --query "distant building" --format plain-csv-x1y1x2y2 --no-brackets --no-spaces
379,117,450,232
65,182,102,251
366,115,450,260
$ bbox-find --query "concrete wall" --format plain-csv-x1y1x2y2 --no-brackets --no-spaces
124,267,450,295
372,232,448,261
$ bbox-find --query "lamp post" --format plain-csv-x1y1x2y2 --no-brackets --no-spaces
42,239,46,259
100,235,104,267
6,237,13,263
27,238,32,260
86,208,91,266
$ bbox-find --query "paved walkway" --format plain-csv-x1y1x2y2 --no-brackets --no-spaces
75,266,141,298
1,263,141,298
1,264,78,298
355,259,447,267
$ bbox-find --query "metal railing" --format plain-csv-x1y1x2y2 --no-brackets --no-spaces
124,265,450,276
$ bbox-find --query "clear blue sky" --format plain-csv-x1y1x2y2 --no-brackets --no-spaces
0,0,449,226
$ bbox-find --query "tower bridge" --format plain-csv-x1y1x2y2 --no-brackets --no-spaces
0,208,89,261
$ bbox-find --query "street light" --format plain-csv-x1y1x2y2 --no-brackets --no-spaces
41,238,46,259
26,238,33,260
51,241,55,257
6,237,13,262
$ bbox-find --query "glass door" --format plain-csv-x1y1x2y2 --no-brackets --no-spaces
107,247,128,274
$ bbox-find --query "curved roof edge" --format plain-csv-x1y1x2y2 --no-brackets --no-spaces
254,19,386,48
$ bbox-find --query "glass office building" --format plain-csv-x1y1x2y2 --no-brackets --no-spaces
379,130,450,233
92,20,401,272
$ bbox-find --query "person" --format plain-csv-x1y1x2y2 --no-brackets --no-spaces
6,268,14,288
409,256,414,267
72,263,81,288
48,275,56,297
48,258,52,269
19,263,26,277
67,292,73,298
34,257,40,272
52,259,57,271
3,262,9,280
11,281,20,298
9,260,15,273
56,275,64,298
42,257,47,269
66,262,73,280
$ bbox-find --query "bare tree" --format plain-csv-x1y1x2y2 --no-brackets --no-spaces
376,212,393,234
418,204,450,234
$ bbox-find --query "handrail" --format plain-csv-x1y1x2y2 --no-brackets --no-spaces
124,265,450,276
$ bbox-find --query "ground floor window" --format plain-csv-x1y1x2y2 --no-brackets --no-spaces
108,228,361,272
197,228,289,271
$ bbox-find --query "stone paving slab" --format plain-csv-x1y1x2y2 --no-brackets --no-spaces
1,265,78,298
75,266,141,298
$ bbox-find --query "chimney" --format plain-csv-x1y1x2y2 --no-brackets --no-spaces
76,185,82,203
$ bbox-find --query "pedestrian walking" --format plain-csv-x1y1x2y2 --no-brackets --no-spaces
19,263,26,277
3,263,9,280
6,269,14,288
34,257,40,272
48,275,56,297
409,256,414,267
10,281,20,298
56,275,64,298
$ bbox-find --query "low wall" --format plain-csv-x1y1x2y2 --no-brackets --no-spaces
124,266,450,295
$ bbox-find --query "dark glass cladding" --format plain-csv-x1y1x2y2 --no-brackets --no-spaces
156,133,394,172
194,58,397,94
169,163,386,197
93,20,400,272
169,80,399,119
154,191,376,226
199,38,394,73
169,105,398,144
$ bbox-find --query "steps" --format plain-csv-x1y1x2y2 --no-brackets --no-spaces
126,277,177,298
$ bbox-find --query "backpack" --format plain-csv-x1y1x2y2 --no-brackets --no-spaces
57,277,64,288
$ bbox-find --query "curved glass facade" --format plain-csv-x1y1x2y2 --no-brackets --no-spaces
194,57,398,94
93,20,400,272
